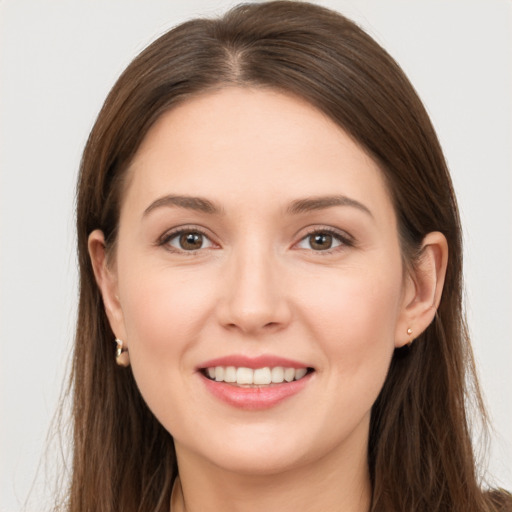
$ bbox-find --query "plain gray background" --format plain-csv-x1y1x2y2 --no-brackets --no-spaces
1,1,511,510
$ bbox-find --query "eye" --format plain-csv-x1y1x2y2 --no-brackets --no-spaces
164,230,214,251
296,230,346,251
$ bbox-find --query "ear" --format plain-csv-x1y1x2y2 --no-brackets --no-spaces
88,230,129,350
395,231,448,347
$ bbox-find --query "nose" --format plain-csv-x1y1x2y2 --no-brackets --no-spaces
216,243,292,335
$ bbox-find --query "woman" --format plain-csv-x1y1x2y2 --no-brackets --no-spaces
69,1,510,511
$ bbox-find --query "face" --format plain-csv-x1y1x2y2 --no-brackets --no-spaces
101,87,415,476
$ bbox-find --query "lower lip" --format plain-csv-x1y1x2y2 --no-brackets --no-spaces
200,372,313,410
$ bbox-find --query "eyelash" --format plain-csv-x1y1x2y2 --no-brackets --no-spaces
157,226,354,254
158,226,215,253
296,227,354,254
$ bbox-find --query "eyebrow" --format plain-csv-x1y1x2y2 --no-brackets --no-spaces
143,195,223,217
143,193,372,218
286,195,373,217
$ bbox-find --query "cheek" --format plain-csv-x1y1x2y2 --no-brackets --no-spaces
119,264,210,346
302,271,402,446
116,265,217,429
116,262,218,410
305,264,402,336
301,264,402,384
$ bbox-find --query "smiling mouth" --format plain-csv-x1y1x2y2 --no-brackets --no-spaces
201,366,315,386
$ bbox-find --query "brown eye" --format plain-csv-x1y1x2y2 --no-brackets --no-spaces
296,230,344,251
180,232,203,250
309,233,333,250
166,230,213,251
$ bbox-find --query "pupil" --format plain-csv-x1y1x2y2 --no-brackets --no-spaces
180,232,202,250
311,233,332,250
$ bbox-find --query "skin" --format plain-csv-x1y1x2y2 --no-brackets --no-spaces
89,87,448,512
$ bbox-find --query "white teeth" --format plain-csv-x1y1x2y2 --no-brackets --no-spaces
284,368,295,382
295,368,308,380
204,365,310,385
236,367,254,384
224,366,236,383
271,366,284,383
253,367,272,385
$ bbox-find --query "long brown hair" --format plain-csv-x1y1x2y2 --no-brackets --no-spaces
69,2,510,511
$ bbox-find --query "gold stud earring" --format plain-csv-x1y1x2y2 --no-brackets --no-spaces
406,327,414,347
115,338,130,367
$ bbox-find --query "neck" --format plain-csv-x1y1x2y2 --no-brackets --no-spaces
171,437,371,512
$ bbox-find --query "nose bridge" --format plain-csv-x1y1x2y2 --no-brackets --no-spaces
219,235,289,333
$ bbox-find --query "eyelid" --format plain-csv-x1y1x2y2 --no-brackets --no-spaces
293,226,355,252
157,225,218,252
156,224,354,253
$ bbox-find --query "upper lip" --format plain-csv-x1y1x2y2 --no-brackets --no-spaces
197,354,312,370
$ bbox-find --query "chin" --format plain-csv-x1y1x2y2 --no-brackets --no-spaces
203,443,312,476
174,419,348,478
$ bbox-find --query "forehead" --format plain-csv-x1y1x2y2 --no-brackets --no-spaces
123,87,393,217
